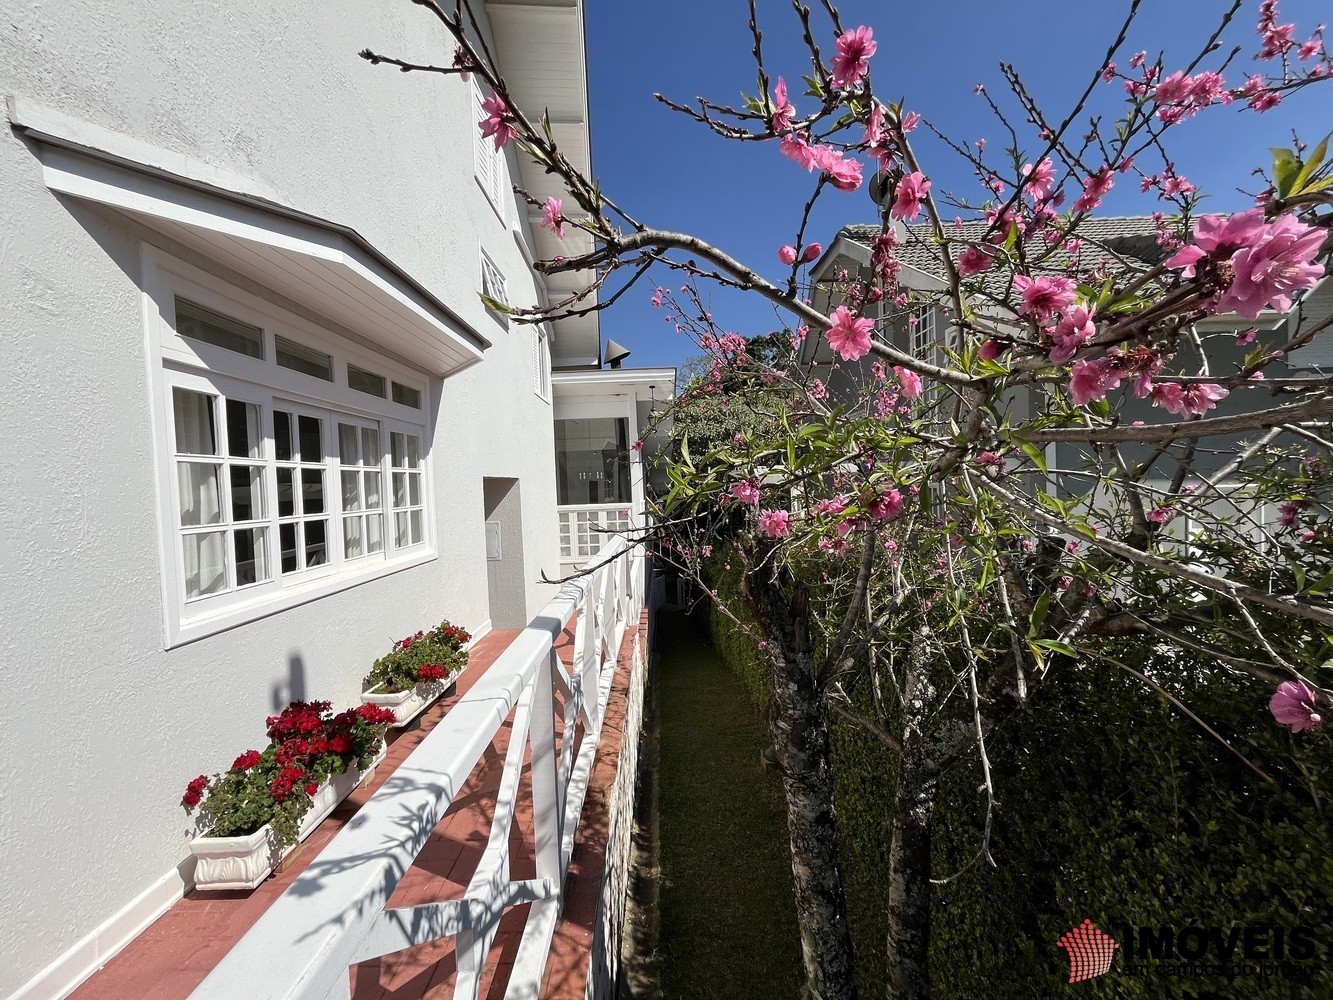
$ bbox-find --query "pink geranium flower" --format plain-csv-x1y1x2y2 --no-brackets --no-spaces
891,171,931,221
831,26,876,89
479,92,517,150
540,197,565,239
1014,275,1077,325
1269,680,1323,733
826,306,874,361
758,509,793,538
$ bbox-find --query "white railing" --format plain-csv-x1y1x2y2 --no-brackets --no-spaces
191,534,645,1000
558,504,634,561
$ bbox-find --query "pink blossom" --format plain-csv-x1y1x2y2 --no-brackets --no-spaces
867,488,904,521
814,495,850,516
894,365,923,398
772,77,795,134
1021,158,1057,200
1269,680,1323,733
1073,166,1115,214
974,451,1005,477
478,92,517,150
1150,382,1228,417
1047,305,1096,364
831,26,876,89
801,243,823,263
814,147,864,192
1166,208,1325,318
1069,358,1122,405
1146,506,1174,524
1279,499,1308,528
901,111,921,132
1237,327,1258,346
631,439,643,452
780,130,818,170
540,197,565,239
1013,275,1077,325
1298,37,1322,60
758,508,793,538
958,245,994,276
730,481,760,506
778,245,798,265
863,104,884,148
978,339,1002,361
890,171,931,221
826,306,874,361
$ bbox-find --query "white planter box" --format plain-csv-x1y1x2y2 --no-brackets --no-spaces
190,745,387,891
361,669,460,728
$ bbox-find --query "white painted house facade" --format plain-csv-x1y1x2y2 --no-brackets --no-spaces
0,3,662,998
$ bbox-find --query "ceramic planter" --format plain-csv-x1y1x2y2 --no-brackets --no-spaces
360,669,460,727
190,745,387,891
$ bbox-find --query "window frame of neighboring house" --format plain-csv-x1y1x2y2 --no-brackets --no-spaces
480,248,509,326
143,248,435,647
473,80,508,220
910,302,937,358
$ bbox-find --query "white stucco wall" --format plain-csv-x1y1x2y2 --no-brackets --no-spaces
0,3,561,996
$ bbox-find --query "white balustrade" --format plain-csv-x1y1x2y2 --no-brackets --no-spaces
190,534,645,1000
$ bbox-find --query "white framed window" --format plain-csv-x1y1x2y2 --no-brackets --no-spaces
473,81,508,218
481,250,509,325
533,326,552,402
910,303,937,357
143,249,435,646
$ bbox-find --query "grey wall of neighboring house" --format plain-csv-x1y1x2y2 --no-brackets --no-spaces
0,3,561,996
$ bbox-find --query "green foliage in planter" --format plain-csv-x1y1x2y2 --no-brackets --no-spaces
186,745,315,850
700,556,1333,998
364,619,471,693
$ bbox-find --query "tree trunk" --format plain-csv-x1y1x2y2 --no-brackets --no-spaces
750,570,860,1000
886,664,939,1000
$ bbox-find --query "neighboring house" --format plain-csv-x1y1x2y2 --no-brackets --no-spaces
0,4,667,999
807,217,1331,524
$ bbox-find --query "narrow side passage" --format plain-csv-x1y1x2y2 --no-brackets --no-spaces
653,608,804,999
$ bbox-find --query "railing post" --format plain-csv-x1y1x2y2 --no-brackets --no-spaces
530,648,562,887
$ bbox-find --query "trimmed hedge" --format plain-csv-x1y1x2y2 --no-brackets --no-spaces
702,554,1333,998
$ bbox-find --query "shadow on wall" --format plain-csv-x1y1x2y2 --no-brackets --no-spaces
273,653,308,711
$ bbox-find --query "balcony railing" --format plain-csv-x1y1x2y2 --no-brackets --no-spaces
558,504,635,561
190,534,645,1000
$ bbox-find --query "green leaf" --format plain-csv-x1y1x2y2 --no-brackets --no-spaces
1271,147,1300,197
1013,437,1048,475
479,294,511,315
1291,132,1330,195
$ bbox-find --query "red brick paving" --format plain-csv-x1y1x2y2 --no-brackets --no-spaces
71,606,648,1000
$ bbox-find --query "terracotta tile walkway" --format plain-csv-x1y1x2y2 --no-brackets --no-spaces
71,607,648,1000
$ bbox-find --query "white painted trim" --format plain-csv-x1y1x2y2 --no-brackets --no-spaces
7,861,191,1000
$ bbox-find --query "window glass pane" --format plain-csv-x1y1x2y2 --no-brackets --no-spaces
364,471,382,508
391,432,405,468
274,410,293,462
553,417,632,504
275,335,333,381
277,467,296,517
305,519,328,567
297,415,323,462
173,389,217,455
406,435,420,469
234,527,269,587
394,511,410,548
392,382,422,409
367,513,384,553
342,471,361,511
339,423,359,465
177,463,222,526
230,466,264,522
409,472,421,507
302,469,325,514
409,509,423,545
183,531,227,598
393,472,407,507
176,299,263,359
226,400,262,459
362,427,380,465
280,522,299,573
348,365,386,398
343,517,364,559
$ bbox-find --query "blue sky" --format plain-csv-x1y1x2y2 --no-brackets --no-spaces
582,0,1331,372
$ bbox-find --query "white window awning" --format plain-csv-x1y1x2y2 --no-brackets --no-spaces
9,97,488,377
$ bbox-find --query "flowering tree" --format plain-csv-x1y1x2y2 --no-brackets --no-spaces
363,2,1332,997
